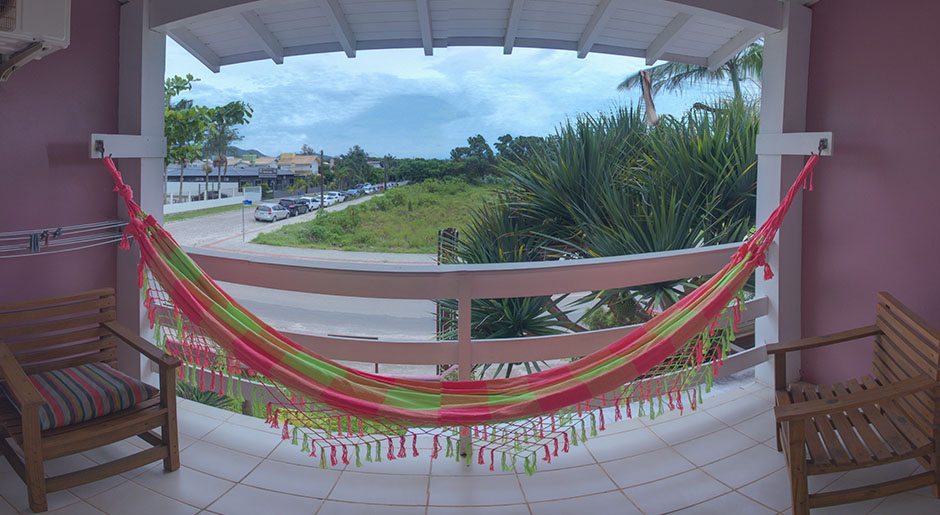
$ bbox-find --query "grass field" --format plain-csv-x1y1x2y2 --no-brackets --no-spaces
164,203,251,222
253,180,494,253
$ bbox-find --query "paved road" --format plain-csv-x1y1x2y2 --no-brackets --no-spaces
162,195,438,346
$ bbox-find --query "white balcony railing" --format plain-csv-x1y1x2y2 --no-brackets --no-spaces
185,242,769,383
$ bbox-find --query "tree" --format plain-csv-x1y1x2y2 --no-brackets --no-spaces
204,101,253,195
300,144,316,155
164,75,206,202
450,134,496,178
337,145,369,188
494,134,546,164
618,42,762,101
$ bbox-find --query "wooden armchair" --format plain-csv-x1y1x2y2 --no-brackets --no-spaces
0,288,180,512
768,292,940,514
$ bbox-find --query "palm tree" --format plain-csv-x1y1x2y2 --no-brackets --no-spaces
619,42,762,101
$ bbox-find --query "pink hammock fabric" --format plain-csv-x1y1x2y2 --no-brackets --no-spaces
105,154,818,469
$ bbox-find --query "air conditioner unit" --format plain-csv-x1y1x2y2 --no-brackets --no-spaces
0,0,71,81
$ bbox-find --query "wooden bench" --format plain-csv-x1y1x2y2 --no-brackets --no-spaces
768,292,940,514
0,288,180,512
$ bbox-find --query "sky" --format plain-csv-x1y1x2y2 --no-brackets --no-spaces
165,39,735,159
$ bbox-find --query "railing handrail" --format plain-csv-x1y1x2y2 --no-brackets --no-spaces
186,242,740,300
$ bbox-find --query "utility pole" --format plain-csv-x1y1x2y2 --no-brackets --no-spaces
383,158,388,191
319,149,324,214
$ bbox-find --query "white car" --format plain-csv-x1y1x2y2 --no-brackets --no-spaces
254,203,290,222
299,196,321,211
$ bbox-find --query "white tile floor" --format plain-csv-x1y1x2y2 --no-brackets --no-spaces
1,380,939,514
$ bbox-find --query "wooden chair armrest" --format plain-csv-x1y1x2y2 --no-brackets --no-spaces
766,324,881,355
103,321,181,369
774,375,936,422
0,340,45,407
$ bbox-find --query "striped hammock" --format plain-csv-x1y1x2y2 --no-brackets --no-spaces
104,154,818,473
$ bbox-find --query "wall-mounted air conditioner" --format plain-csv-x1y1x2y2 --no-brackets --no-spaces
0,0,71,81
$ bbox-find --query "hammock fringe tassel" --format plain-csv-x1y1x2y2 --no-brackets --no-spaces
110,153,819,475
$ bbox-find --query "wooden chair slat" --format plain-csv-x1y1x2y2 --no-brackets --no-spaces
3,327,111,353
830,382,895,461
20,349,119,375
876,317,940,375
14,338,119,365
790,384,832,465
877,292,940,346
877,304,940,366
872,358,933,435
815,384,873,465
0,289,114,312
0,297,116,325
845,378,914,455
0,311,116,339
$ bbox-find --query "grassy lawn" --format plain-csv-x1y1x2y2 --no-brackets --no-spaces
164,203,252,222
253,180,495,253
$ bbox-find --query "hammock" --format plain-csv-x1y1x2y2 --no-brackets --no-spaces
105,154,818,472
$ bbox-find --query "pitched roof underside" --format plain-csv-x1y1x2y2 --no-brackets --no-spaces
151,0,784,72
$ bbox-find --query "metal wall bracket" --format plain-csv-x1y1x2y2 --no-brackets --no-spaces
756,131,833,156
89,133,166,159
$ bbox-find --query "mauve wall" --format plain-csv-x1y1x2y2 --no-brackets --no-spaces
801,0,940,382
0,0,119,302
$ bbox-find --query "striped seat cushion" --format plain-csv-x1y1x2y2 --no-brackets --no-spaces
0,362,159,431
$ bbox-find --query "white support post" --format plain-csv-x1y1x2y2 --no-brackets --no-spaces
755,1,812,386
456,275,472,461
117,0,166,381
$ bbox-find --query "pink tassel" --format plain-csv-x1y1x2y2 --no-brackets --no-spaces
281,420,289,440
387,437,395,460
677,390,684,414
358,420,364,437
615,402,622,421
542,444,551,463
398,435,406,459
690,389,697,410
551,413,556,433
539,417,544,439
412,434,419,457
209,367,215,392
563,432,570,453
599,408,605,431
478,446,485,465
341,444,349,465
218,371,225,396
553,437,559,457
309,445,317,457
271,409,280,429
431,435,440,459
489,449,496,471
330,445,338,466
626,397,632,419
336,416,343,436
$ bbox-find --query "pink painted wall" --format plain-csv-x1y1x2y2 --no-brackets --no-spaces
0,0,120,302
801,0,940,382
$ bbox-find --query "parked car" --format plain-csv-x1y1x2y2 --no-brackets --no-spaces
344,188,361,198
299,196,321,211
278,198,307,216
326,191,346,203
254,203,290,222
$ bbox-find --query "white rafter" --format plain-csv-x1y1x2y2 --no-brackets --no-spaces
168,27,221,73
707,28,760,71
577,0,619,59
644,12,692,65
503,0,526,55
238,11,284,64
321,0,356,58
660,0,783,33
416,0,433,56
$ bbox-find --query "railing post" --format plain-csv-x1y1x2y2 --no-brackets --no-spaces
457,274,472,460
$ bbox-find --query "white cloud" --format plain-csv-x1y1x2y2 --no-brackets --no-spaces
165,40,732,158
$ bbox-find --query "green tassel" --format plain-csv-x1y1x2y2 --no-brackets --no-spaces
571,428,578,446
301,434,310,453
501,452,508,472
291,426,298,445
590,413,598,437
319,449,327,469
376,441,382,462
464,442,471,465
366,442,373,462
511,454,517,472
698,383,704,405
638,397,645,418
445,437,453,458
355,445,362,467
524,455,536,476
580,420,587,442
658,394,665,416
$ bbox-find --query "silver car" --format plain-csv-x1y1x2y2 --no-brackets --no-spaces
254,203,290,222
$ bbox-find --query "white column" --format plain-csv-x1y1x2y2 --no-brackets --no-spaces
755,1,812,386
116,0,166,380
